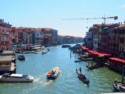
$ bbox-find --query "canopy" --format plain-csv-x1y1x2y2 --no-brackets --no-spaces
11,74,23,77
98,53,111,57
88,50,100,55
82,46,89,51
87,50,111,57
109,57,125,65
82,46,111,57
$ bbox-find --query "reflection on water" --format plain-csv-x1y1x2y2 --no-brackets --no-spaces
0,45,122,94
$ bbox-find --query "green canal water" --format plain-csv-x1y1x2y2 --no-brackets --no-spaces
0,45,122,94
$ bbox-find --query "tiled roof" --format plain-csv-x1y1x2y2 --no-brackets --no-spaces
113,24,125,29
118,24,125,29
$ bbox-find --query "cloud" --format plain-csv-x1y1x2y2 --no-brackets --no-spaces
122,4,125,8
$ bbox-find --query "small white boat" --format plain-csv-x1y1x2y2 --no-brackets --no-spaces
113,81,125,92
0,73,34,83
18,55,25,61
46,66,60,79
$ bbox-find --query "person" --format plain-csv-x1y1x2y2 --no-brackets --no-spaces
51,70,55,75
76,69,78,74
79,67,82,73
48,49,50,51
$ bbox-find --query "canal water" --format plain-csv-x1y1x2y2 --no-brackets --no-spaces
0,45,122,94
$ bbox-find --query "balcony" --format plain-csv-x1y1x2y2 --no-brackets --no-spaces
1,31,9,35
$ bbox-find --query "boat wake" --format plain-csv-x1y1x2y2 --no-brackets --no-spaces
34,73,46,83
33,73,55,86
25,58,29,61
44,80,54,86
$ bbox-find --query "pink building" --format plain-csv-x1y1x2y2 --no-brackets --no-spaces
0,19,12,49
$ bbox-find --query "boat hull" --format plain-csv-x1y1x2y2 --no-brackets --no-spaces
47,75,58,80
0,80,33,83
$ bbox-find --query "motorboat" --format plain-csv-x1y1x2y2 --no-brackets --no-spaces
42,48,49,55
76,69,89,84
42,52,46,55
113,81,125,92
42,51,47,55
75,60,81,62
0,73,34,83
87,64,104,70
62,44,71,48
46,66,60,79
18,55,25,61
81,58,93,61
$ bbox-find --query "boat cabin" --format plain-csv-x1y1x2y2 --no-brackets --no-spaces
1,51,16,63
0,56,16,74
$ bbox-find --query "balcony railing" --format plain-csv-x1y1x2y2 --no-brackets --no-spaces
1,31,9,34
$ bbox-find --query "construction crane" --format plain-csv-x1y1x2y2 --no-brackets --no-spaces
62,16,118,25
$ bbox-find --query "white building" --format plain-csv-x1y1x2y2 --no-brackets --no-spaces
33,29,44,45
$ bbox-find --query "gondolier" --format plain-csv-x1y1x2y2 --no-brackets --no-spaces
79,67,82,73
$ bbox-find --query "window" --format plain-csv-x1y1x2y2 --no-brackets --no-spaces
119,37,124,43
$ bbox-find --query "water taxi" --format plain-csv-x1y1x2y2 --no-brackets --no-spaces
62,44,71,48
0,73,34,83
46,66,60,79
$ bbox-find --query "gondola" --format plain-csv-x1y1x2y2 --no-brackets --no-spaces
42,52,47,55
62,44,71,48
81,58,93,61
87,64,103,70
76,69,89,84
75,60,81,62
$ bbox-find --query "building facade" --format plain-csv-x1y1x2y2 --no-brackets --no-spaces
0,19,12,49
109,24,125,58
41,28,58,46
32,28,44,45
84,28,93,49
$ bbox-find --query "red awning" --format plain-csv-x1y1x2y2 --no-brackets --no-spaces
109,57,125,64
98,53,111,57
82,46,111,57
87,50,111,57
87,50,100,55
82,46,89,51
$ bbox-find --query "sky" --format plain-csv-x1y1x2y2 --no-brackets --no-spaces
0,0,125,38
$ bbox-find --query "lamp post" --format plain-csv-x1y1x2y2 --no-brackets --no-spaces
122,66,125,83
